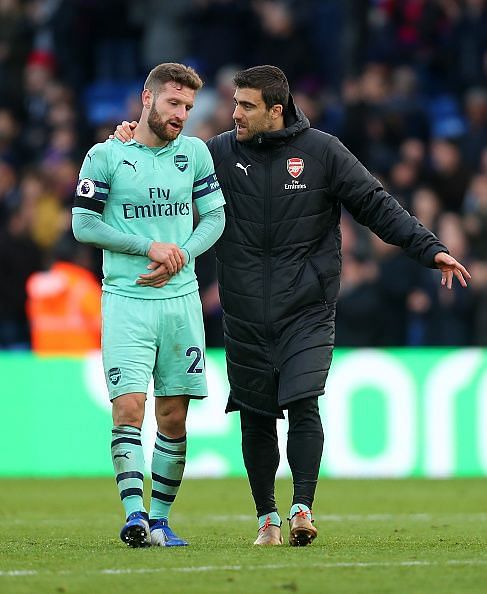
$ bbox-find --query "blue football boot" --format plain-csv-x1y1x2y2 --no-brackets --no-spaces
149,518,189,547
120,511,151,548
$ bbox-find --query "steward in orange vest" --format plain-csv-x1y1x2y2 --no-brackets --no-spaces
26,261,101,354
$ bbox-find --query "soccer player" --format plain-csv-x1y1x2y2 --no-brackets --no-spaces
72,63,225,547
114,65,470,547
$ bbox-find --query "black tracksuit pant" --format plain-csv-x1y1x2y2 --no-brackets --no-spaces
240,397,324,517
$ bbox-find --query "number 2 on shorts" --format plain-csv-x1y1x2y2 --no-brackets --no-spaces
186,346,203,374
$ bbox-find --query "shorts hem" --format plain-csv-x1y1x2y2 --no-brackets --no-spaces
109,385,149,400
154,391,207,399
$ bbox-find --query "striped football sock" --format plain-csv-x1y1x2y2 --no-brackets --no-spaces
111,425,146,517
149,431,186,520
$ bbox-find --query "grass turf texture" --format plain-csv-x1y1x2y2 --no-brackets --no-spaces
0,478,486,594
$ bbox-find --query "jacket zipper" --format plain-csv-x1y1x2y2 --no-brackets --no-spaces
263,152,273,342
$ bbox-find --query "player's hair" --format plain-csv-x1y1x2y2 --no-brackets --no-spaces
144,63,203,95
233,65,289,112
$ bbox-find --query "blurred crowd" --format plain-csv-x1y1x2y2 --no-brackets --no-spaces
0,0,486,351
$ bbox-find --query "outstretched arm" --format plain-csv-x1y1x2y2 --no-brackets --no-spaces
324,136,471,285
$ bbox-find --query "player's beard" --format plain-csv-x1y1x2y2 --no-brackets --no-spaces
235,111,273,143
147,101,183,142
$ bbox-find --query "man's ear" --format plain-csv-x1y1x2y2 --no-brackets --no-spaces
141,89,153,110
271,104,284,119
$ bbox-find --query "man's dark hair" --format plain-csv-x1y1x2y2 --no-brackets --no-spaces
144,63,203,94
233,65,289,111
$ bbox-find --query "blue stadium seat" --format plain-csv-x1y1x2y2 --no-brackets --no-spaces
84,80,143,125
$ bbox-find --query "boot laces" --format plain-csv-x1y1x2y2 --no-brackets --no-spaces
261,515,272,532
293,506,314,523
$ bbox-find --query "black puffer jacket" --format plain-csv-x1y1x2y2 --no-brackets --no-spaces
207,97,447,413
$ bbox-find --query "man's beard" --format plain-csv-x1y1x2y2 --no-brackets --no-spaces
147,102,182,141
235,114,272,143
235,122,257,143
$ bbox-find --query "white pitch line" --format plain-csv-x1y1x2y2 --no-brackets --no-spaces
2,559,487,578
0,571,37,577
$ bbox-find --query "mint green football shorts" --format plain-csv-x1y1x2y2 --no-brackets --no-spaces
102,290,207,400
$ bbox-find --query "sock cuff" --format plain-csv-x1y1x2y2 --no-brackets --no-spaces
258,511,281,529
156,431,186,443
155,432,187,454
289,504,312,520
112,425,141,436
111,425,142,448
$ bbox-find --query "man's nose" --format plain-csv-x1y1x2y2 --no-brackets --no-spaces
176,105,188,121
232,105,241,120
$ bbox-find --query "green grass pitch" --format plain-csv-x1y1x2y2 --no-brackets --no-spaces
0,477,486,594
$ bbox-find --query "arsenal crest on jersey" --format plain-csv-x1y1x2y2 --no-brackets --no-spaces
287,157,304,178
174,154,188,171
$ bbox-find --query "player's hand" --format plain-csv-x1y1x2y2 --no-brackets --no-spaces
147,242,185,275
434,252,471,289
109,120,138,142
137,261,172,288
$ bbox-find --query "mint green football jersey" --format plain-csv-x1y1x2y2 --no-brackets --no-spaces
73,136,225,299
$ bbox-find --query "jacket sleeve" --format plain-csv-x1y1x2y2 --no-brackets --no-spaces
324,135,448,268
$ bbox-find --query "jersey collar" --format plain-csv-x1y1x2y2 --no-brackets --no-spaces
123,135,181,153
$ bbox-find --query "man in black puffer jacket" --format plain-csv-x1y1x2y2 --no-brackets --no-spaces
114,65,470,548
206,66,469,547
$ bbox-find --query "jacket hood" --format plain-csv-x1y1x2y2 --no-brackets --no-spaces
248,94,310,148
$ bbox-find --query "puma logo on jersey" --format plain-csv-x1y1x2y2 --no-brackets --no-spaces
236,162,251,176
122,159,137,172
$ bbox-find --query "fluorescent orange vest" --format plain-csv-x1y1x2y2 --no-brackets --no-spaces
26,262,101,354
